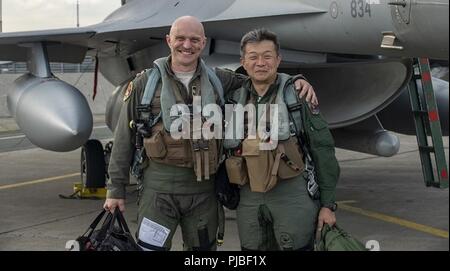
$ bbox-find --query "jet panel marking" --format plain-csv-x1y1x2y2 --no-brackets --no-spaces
330,1,339,19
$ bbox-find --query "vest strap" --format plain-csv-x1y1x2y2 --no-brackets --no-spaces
193,140,202,182
206,67,225,106
204,147,210,180
141,68,161,105
283,81,303,136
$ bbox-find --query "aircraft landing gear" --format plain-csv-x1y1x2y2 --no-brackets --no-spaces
103,141,113,180
81,139,106,189
60,139,113,199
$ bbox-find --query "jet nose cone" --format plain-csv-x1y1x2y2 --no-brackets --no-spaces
15,78,93,152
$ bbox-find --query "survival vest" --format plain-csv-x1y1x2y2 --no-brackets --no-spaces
223,73,307,192
139,57,224,181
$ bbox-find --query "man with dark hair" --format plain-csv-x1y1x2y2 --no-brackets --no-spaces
224,28,339,251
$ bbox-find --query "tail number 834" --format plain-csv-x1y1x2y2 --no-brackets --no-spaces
351,0,372,18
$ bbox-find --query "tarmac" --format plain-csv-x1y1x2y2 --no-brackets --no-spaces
0,117,448,251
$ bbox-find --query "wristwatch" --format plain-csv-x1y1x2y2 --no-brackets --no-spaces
322,202,338,212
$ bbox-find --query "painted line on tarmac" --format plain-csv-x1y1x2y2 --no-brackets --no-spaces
337,200,449,239
0,173,80,191
0,134,25,140
0,125,109,141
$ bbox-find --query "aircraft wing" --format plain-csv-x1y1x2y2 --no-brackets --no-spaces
1,0,448,63
0,0,325,63
0,28,96,63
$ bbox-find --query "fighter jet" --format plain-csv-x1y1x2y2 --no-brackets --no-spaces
0,0,448,185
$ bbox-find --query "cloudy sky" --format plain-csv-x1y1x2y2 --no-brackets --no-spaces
2,0,121,32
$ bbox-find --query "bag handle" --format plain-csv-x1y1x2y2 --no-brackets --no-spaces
113,211,132,234
105,210,132,234
92,212,114,240
81,209,107,238
315,223,339,249
318,224,347,245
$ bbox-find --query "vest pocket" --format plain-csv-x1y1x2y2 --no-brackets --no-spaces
144,131,167,158
144,128,192,167
277,137,305,179
242,138,278,192
165,137,188,164
225,156,248,185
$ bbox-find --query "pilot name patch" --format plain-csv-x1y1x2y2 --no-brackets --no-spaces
123,81,134,102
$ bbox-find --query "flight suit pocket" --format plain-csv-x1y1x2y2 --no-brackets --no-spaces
225,156,248,185
242,138,278,193
307,116,335,148
144,131,167,158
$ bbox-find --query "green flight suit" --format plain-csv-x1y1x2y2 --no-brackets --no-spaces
106,56,245,250
227,75,340,251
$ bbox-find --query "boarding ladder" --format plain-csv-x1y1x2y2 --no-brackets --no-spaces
408,58,448,188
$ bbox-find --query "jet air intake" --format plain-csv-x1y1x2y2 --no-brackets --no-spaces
280,58,413,129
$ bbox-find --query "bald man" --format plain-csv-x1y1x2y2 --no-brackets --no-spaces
104,16,317,251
